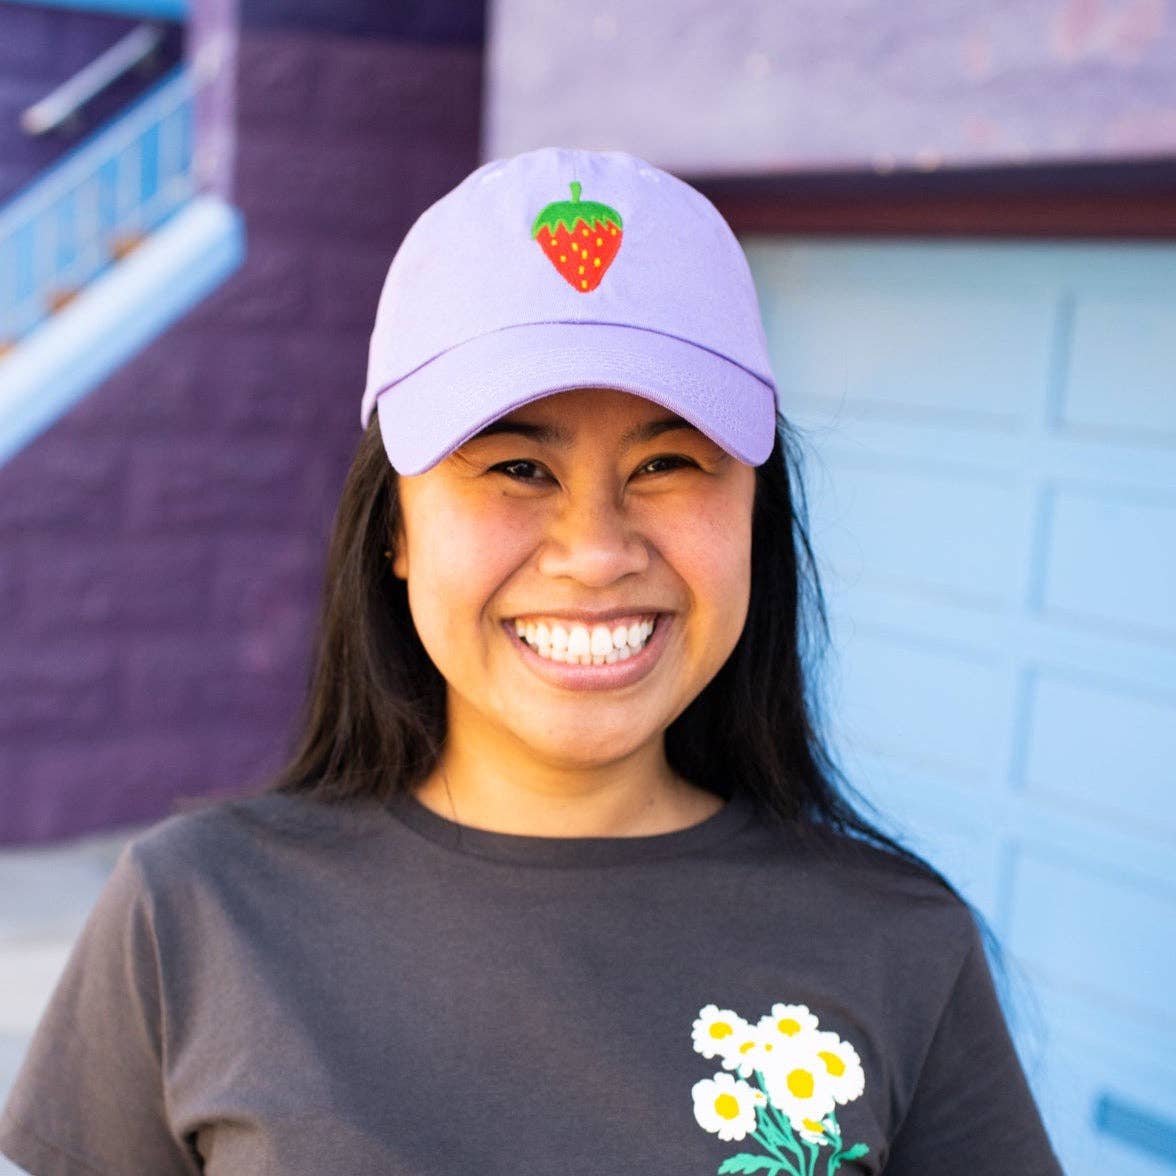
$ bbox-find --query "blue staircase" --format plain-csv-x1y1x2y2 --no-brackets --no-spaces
0,61,244,466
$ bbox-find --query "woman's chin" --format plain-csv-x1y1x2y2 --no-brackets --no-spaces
513,727,655,774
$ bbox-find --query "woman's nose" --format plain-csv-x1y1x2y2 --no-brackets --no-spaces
536,488,650,586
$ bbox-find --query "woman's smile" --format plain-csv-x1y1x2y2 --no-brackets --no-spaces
502,611,674,691
510,613,659,662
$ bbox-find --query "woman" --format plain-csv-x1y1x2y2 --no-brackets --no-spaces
0,147,1063,1175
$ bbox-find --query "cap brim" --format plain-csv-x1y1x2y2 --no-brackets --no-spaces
370,322,777,476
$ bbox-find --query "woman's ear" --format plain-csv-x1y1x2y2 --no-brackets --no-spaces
390,524,408,580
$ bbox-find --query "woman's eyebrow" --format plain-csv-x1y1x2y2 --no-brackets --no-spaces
470,414,699,447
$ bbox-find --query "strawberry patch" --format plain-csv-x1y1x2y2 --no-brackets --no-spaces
532,181,623,293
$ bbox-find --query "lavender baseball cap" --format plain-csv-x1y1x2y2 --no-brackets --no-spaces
361,146,779,476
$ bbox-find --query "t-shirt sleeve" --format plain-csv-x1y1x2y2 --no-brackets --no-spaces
0,842,201,1176
883,918,1064,1175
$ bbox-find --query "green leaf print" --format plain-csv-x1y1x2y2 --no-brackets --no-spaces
718,1156,787,1174
828,1141,869,1173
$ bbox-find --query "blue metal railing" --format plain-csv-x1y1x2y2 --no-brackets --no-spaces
3,0,187,20
0,66,195,351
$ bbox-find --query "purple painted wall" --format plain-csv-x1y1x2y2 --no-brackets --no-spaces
0,22,483,845
0,2,185,203
484,0,1176,175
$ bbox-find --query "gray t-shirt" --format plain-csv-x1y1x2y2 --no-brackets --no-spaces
0,786,1063,1175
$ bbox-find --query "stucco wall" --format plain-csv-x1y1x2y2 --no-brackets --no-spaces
483,0,1176,174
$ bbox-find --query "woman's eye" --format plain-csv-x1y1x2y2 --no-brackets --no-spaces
493,459,549,482
640,454,696,475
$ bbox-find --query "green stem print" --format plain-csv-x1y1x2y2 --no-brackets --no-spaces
757,1105,808,1175
690,1002,871,1176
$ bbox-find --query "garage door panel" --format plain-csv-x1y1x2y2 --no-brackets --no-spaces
1043,487,1176,639
1030,1023,1176,1176
749,238,1176,1173
1007,850,1175,1028
765,288,1052,424
1094,1095,1176,1175
811,456,1024,605
837,631,1007,783
1024,670,1176,835
1064,294,1176,442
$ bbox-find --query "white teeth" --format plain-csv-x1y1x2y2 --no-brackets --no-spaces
513,617,658,663
590,625,613,657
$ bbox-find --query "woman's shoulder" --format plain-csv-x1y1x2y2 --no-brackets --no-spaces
734,803,982,955
115,787,391,894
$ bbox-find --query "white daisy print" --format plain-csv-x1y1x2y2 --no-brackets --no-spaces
692,1004,750,1062
718,1019,766,1078
761,1040,837,1132
796,1115,834,1147
691,1073,765,1142
690,1000,870,1174
761,1002,819,1042
812,1029,866,1104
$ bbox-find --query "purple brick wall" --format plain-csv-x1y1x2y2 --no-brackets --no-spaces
0,23,484,845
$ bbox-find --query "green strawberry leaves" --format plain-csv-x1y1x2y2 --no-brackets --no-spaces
531,180,622,238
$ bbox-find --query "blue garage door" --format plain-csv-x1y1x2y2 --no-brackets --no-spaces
745,238,1176,1176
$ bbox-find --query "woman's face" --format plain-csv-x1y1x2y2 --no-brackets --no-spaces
391,386,757,777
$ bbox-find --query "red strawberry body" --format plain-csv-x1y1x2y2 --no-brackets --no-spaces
533,182,623,292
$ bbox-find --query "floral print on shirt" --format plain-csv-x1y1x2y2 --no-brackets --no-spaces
691,1002,869,1174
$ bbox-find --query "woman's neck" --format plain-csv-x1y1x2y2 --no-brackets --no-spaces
411,740,722,839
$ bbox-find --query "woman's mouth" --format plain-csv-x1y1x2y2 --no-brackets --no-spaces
502,614,672,691
513,616,659,663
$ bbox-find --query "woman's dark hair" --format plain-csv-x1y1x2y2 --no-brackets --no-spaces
267,411,948,882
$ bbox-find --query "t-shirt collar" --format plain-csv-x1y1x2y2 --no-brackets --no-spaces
384,784,758,867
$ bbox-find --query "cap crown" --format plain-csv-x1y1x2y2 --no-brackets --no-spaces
362,147,775,423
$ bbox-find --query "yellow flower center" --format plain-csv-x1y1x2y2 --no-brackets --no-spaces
709,1021,734,1039
778,1017,801,1035
787,1068,815,1099
819,1050,846,1077
714,1093,741,1120
803,1118,825,1135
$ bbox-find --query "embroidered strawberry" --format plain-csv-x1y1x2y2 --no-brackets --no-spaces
532,181,623,293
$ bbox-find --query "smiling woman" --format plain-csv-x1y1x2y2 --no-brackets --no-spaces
0,147,1065,1176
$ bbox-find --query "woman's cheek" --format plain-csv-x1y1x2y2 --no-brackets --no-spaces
676,489,750,572
446,500,533,586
